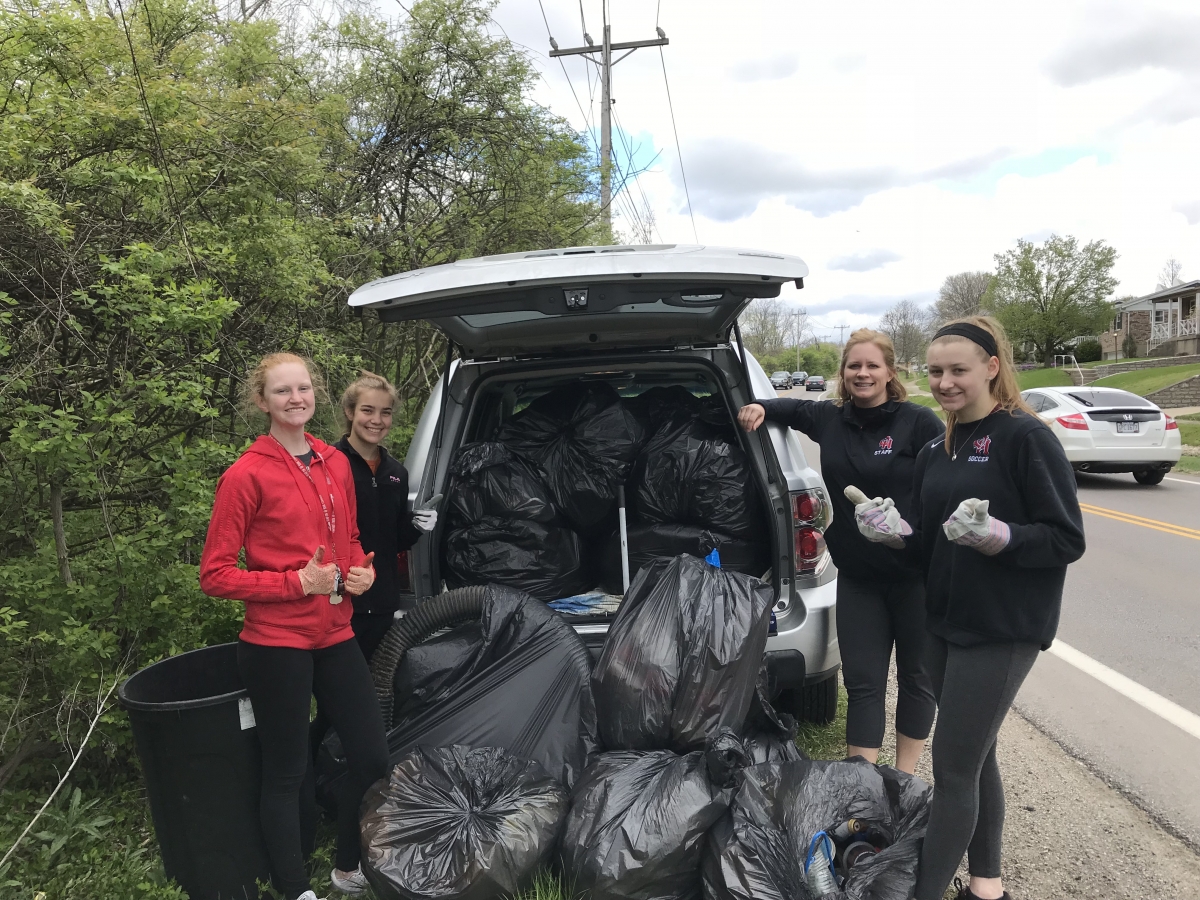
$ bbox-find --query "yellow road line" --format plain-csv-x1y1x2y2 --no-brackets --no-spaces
1078,502,1200,541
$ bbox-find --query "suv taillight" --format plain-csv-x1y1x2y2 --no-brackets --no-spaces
396,550,414,594
792,488,830,576
1056,413,1089,431
1166,416,1178,431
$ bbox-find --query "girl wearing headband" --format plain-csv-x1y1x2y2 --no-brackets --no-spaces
739,328,943,774
854,316,1085,900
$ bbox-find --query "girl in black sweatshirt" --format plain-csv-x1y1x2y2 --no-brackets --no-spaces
856,316,1085,900
739,329,944,774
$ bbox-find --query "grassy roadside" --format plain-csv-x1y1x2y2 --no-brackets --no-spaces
1092,363,1200,396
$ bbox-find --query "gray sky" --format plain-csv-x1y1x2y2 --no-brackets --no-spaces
492,0,1200,340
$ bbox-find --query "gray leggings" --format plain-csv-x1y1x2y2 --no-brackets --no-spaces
914,636,1039,900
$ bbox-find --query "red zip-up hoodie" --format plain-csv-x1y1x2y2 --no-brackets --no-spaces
200,434,369,649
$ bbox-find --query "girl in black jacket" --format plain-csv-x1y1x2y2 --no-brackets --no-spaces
336,371,437,660
856,317,1085,900
739,329,944,773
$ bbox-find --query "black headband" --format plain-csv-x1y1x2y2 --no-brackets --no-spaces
932,323,998,358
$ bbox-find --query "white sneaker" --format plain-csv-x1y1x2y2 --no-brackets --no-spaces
295,892,326,900
330,866,370,895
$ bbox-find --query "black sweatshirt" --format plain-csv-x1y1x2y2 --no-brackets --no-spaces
910,409,1085,648
758,398,945,582
335,438,424,616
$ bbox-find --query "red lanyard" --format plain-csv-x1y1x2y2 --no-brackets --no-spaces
274,436,337,544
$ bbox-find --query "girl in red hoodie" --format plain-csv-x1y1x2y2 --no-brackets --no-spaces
200,353,387,900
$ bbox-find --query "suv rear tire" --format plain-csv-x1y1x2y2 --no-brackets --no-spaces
1133,469,1166,486
777,672,839,725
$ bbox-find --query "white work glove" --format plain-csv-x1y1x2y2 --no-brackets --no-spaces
412,509,438,533
844,486,911,549
297,545,337,595
942,498,1011,556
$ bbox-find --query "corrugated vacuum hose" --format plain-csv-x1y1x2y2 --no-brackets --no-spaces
370,586,488,729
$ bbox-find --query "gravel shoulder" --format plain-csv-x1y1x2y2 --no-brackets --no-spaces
875,661,1200,898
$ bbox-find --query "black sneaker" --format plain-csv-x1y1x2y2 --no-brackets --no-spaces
952,877,1011,900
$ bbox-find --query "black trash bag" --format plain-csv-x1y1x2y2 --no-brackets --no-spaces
597,523,771,595
446,442,558,525
702,758,933,900
560,748,734,900
496,382,644,531
740,667,805,766
702,764,796,900
592,554,773,752
361,745,567,900
444,517,589,601
625,385,702,434
633,419,762,540
390,621,484,724
317,586,598,809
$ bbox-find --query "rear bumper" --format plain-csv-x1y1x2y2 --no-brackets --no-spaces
766,576,839,690
1074,460,1176,474
1064,445,1181,466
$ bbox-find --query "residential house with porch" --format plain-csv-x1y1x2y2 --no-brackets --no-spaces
1099,280,1200,360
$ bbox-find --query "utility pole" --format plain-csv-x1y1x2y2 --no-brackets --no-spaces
549,6,668,236
834,323,849,347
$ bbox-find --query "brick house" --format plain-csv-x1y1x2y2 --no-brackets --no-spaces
1099,280,1200,360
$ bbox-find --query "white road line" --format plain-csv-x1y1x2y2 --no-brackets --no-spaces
1165,476,1200,487
1048,640,1200,742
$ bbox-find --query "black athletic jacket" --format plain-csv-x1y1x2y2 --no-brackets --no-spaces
910,409,1085,648
757,398,945,582
335,438,423,616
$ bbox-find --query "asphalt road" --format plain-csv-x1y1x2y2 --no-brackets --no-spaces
774,384,1200,849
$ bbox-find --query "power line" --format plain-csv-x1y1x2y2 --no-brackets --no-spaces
550,6,669,235
658,46,698,243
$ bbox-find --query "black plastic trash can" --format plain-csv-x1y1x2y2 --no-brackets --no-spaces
120,643,277,900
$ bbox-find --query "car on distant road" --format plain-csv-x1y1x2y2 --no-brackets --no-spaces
1021,386,1182,485
770,371,793,390
805,375,826,392
792,371,808,385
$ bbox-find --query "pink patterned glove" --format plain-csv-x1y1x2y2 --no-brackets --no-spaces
942,499,1011,556
845,486,911,549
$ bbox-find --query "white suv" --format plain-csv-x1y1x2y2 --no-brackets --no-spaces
348,244,841,722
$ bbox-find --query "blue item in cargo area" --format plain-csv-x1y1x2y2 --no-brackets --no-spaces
119,642,314,900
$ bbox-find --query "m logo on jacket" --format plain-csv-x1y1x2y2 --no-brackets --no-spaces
969,435,992,462
875,435,894,456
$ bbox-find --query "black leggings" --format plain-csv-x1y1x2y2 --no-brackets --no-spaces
238,638,389,900
836,574,936,748
914,636,1039,900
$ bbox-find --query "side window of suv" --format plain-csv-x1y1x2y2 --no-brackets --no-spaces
1024,392,1046,412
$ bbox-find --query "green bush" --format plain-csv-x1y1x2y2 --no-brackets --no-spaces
1074,338,1102,363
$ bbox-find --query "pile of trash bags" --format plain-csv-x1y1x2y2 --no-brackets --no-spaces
316,585,597,808
348,555,931,900
441,381,770,601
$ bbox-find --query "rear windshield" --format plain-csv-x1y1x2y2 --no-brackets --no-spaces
1065,389,1153,408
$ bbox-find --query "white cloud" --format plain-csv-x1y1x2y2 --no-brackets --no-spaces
486,0,1200,329
728,56,798,83
827,250,903,272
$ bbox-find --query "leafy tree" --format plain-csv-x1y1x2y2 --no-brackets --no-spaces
990,235,1117,366
0,0,601,883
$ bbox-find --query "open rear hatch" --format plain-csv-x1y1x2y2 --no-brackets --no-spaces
348,244,808,357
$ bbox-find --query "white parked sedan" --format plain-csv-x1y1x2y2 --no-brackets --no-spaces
1021,386,1182,485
